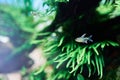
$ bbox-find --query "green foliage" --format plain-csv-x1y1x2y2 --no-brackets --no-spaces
96,1,114,15
34,62,71,80
77,74,84,80
29,71,46,80
110,0,120,17
0,4,35,33
35,68,71,80
45,35,119,78
32,32,119,79
30,0,120,80
96,0,120,18
48,70,71,80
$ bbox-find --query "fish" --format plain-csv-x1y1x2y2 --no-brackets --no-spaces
75,33,93,43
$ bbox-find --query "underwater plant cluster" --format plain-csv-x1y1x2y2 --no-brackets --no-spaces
32,0,120,80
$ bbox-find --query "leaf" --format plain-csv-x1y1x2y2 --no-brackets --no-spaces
91,60,96,74
66,58,73,68
70,59,76,73
77,47,86,63
66,45,71,53
101,43,106,49
58,36,65,47
53,54,63,61
99,56,103,79
96,43,101,48
62,46,66,51
31,40,43,44
46,47,57,55
34,64,46,75
108,41,119,46
36,32,51,36
101,55,105,67
80,66,83,73
87,65,91,77
56,60,64,68
70,42,74,51
70,60,83,73
55,54,70,68
95,55,100,76
77,74,84,80
44,44,57,52
93,48,99,55
87,51,91,64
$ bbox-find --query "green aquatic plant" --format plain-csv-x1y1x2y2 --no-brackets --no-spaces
35,33,119,79
31,0,120,80
55,39,119,78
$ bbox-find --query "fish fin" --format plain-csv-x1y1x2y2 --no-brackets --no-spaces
88,35,93,42
89,39,93,42
89,35,92,38
84,40,88,43
81,33,86,37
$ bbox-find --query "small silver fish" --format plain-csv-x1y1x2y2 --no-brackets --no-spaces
75,33,93,43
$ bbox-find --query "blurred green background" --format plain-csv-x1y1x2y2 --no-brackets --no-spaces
0,0,55,80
